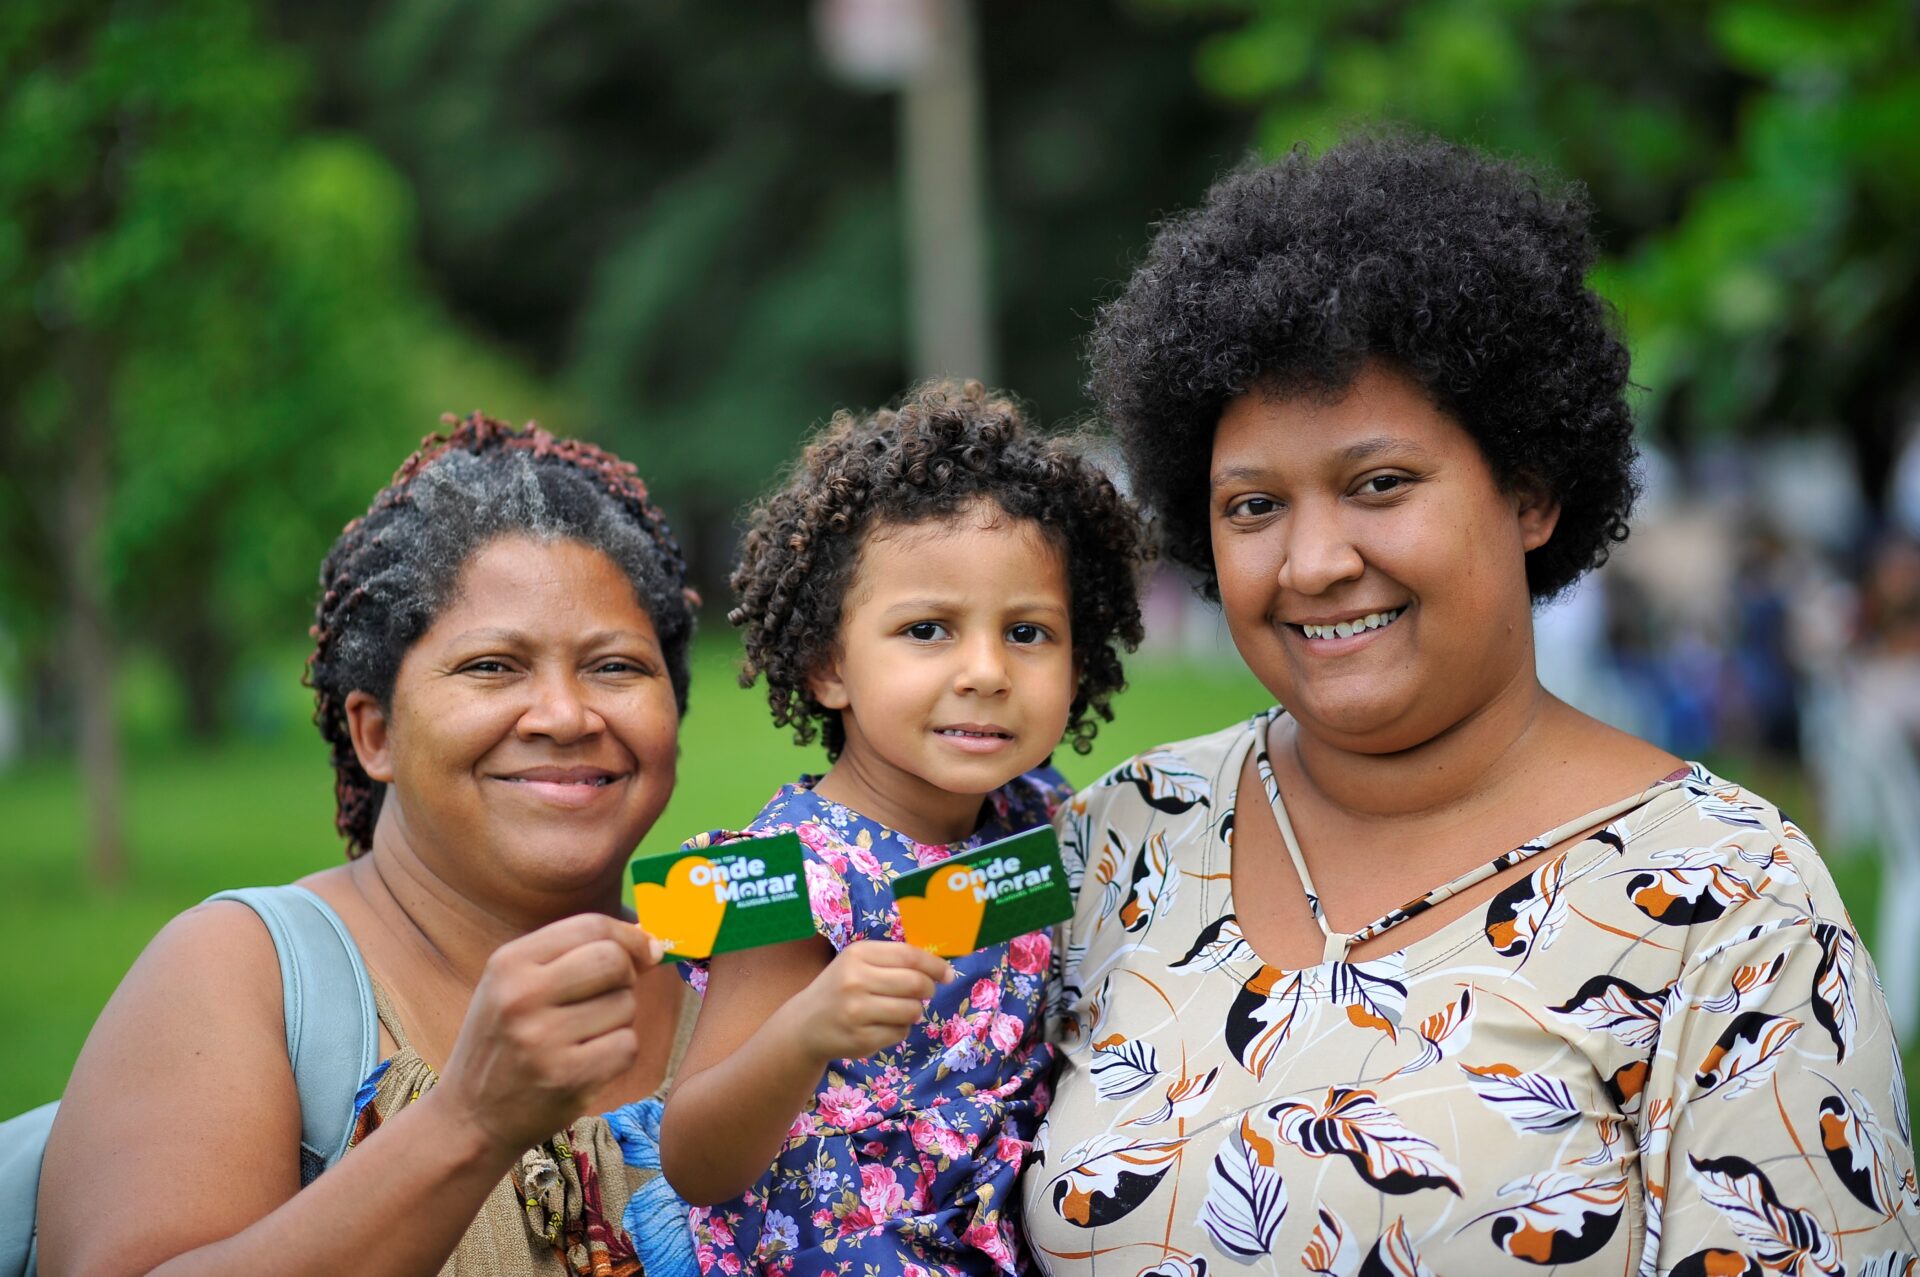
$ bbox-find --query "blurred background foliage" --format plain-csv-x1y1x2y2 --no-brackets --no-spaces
3,0,1919,1104
9,0,1918,765
1180,0,1920,488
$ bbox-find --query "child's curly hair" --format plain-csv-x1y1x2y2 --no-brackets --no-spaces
729,380,1148,759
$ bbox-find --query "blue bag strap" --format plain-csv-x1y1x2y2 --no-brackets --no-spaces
1,1100,58,1277
207,886,378,1176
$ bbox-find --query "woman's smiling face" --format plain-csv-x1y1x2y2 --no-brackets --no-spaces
348,535,680,906
1209,361,1560,753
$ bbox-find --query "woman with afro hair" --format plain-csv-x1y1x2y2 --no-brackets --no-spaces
1021,134,1918,1275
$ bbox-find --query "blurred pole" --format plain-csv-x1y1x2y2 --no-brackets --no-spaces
816,0,994,384
63,335,127,889
899,0,991,384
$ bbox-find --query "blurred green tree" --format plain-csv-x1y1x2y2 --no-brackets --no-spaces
275,0,1250,579
1173,0,1920,499
0,0,529,881
278,0,1920,561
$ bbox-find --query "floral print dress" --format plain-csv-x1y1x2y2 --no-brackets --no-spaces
681,768,1072,1277
1022,712,1919,1277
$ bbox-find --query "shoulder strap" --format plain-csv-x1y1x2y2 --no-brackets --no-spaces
0,1101,58,1277
207,886,378,1178
3,887,376,1276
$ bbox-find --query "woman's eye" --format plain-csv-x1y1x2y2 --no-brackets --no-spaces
462,659,512,675
1229,496,1280,518
1361,474,1406,496
596,659,649,675
1007,624,1048,645
905,622,948,641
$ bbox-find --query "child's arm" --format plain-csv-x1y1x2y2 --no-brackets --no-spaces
660,936,954,1206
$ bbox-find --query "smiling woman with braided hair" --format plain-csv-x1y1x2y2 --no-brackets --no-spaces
38,415,703,1277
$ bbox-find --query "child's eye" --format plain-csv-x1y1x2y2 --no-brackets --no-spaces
904,622,949,642
1006,624,1049,646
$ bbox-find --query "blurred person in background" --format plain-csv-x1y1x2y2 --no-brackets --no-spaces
1727,528,1804,759
37,417,699,1277
1855,534,1920,740
1023,134,1918,1274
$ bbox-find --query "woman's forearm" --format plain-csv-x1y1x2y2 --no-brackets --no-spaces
137,1094,514,1277
660,1002,829,1206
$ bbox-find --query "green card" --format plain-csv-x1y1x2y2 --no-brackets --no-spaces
894,825,1073,957
630,832,816,962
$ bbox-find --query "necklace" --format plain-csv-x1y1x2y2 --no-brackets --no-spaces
1248,708,1683,964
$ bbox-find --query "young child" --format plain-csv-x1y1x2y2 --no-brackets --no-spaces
659,381,1147,1276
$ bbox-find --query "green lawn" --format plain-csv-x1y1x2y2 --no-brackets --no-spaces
1,638,1910,1116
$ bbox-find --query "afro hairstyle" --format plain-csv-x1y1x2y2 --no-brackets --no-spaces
1089,131,1639,602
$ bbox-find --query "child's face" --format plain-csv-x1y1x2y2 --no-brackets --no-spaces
809,502,1076,812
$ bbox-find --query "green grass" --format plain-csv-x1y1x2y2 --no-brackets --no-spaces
2,639,1912,1116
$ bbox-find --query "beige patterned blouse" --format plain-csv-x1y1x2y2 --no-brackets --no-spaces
1022,713,1919,1277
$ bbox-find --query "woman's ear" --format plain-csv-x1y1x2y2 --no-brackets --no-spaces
344,690,397,783
1513,478,1561,554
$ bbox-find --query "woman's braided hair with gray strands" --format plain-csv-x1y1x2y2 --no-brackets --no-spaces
306,412,697,855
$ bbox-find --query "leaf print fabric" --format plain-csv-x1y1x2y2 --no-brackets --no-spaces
1301,1205,1356,1276
1090,1037,1160,1100
1023,717,1920,1277
1224,964,1318,1079
1483,854,1569,961
1048,1137,1187,1228
1685,1155,1845,1276
1198,1116,1287,1256
1460,1064,1584,1135
1479,1170,1629,1264
680,768,1069,1277
1268,1088,1461,1196
1819,1086,1910,1215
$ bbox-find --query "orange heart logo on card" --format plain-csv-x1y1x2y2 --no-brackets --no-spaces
897,863,987,957
633,855,727,959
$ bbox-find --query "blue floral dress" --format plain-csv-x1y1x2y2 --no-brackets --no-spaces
680,768,1071,1277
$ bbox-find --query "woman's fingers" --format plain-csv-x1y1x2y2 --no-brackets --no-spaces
436,913,669,1155
502,911,629,964
564,1026,641,1087
546,984,639,1044
499,916,665,1006
542,937,641,1004
601,916,668,969
503,912,664,972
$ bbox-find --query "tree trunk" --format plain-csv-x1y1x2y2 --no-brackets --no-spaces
174,616,231,741
63,339,126,889
899,0,992,384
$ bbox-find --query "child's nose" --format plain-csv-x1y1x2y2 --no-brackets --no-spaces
954,633,1012,696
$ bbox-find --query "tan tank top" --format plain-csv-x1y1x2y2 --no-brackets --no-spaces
348,983,698,1277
